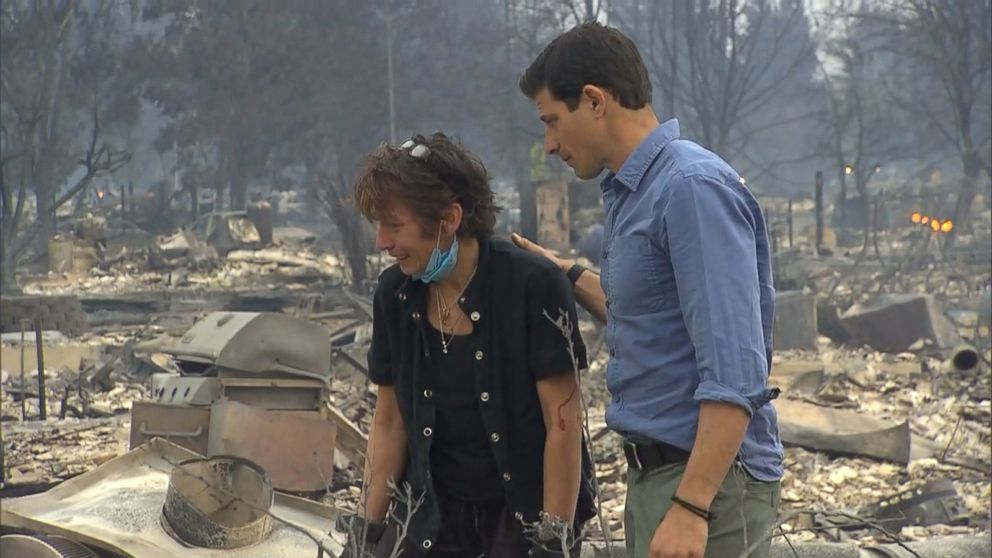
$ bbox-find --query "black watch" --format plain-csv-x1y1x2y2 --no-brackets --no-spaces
566,263,587,285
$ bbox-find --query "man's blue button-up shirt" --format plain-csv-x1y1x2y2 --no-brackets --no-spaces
600,119,784,481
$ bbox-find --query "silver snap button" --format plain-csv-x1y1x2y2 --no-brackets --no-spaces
490,432,500,443
423,427,433,437
475,350,484,361
502,472,512,481
514,511,524,521
470,311,480,322
480,392,490,402
422,539,432,549
412,312,420,319
398,293,407,301
423,389,433,398
459,297,466,303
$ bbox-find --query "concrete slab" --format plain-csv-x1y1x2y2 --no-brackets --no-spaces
771,360,826,394
840,294,961,353
0,341,102,375
774,291,818,351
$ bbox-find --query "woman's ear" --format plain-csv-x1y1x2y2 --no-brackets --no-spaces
443,202,464,236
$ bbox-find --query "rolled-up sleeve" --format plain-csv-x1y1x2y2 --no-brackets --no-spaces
366,287,394,386
662,173,775,416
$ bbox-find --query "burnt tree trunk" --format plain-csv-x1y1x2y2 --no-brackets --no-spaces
317,172,370,293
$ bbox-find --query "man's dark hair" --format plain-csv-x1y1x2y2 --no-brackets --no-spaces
520,21,652,110
353,132,501,239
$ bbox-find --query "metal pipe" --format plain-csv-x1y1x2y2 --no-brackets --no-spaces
34,320,46,420
947,344,979,372
815,171,824,254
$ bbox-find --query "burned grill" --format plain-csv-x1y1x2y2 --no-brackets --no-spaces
130,312,338,492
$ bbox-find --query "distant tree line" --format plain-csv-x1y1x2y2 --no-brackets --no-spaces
2,0,989,291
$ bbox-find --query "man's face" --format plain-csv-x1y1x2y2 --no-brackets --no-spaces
535,87,606,180
374,199,440,277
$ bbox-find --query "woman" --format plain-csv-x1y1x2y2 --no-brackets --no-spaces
339,133,595,557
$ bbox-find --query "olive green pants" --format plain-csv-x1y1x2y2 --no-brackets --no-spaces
625,462,780,558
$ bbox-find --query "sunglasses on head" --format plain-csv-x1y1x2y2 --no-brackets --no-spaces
399,139,430,159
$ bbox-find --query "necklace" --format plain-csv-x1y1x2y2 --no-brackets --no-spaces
433,266,477,354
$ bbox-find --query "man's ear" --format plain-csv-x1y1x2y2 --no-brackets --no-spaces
582,85,608,116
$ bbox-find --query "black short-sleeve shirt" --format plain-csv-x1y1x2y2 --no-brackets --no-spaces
367,237,596,552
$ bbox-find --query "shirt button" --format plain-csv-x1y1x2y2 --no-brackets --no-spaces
480,392,490,402
470,311,480,322
459,297,466,303
398,293,407,301
423,389,433,398
423,427,433,437
490,432,500,443
514,511,524,521
422,539,432,549
412,312,420,319
475,350,484,361
502,472,512,482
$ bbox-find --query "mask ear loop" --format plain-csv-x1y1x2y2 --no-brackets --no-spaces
435,222,443,250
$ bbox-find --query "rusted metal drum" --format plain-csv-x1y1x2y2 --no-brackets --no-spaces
161,455,273,549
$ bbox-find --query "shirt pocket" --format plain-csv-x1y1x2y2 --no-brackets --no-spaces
607,235,664,316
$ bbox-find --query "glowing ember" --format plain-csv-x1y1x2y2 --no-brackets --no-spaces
911,212,922,224
930,219,941,232
941,220,953,233
921,216,930,224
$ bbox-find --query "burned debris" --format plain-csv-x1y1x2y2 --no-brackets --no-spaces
1,185,990,556
1,2,990,555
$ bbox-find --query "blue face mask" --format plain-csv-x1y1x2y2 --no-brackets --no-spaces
415,225,458,283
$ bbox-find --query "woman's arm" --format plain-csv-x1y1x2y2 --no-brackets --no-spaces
358,385,409,522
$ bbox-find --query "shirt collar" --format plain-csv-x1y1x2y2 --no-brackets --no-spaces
601,118,680,193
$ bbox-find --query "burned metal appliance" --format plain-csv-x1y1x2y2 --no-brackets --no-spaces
130,311,338,492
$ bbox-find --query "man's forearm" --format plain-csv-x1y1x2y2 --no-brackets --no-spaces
675,401,750,510
359,423,408,522
542,425,581,523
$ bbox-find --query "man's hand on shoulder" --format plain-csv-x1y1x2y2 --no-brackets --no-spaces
512,233,572,273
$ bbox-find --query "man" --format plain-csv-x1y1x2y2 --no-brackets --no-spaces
342,132,595,556
513,22,783,558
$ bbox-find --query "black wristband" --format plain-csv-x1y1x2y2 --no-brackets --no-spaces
566,263,587,285
670,495,712,522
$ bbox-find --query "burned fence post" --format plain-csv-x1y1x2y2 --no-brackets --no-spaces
128,182,135,219
120,183,127,233
815,171,824,255
771,224,780,254
20,319,27,420
34,319,46,420
787,198,794,248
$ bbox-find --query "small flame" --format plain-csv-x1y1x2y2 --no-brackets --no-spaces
930,219,941,232
921,216,930,224
844,165,854,175
941,220,953,233
97,191,105,199
911,212,922,224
